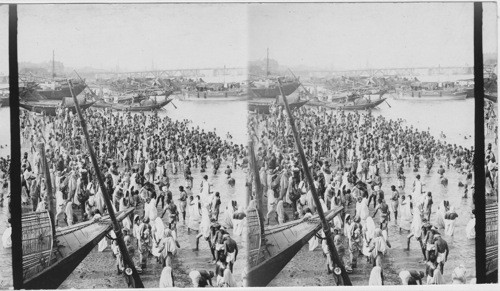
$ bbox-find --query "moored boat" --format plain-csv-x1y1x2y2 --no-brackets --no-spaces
94,98,172,111
247,207,344,287
179,89,248,101
394,90,467,101
249,80,300,99
465,87,475,98
308,97,387,110
485,93,498,103
22,208,135,289
19,97,95,116
248,99,308,114
0,96,8,107
37,82,87,100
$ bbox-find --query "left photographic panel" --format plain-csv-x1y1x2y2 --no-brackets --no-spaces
17,4,248,289
0,4,12,290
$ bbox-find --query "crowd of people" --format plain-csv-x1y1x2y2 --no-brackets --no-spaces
16,106,247,287
248,104,478,285
485,100,498,201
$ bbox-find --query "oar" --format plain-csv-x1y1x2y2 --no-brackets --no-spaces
171,101,178,109
385,100,392,108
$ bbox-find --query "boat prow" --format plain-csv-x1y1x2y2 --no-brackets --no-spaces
22,208,135,289
247,206,343,286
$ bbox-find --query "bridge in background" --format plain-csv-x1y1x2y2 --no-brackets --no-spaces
91,67,247,80
11,64,497,81
294,65,496,78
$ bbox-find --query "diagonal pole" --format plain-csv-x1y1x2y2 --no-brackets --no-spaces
278,79,351,285
68,80,144,288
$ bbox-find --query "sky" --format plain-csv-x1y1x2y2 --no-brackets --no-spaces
0,2,497,74
249,2,498,70
15,4,248,72
0,5,7,76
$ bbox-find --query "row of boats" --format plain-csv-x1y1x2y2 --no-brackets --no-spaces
1,69,497,117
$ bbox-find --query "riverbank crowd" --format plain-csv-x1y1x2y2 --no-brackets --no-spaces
248,104,479,285
16,106,248,287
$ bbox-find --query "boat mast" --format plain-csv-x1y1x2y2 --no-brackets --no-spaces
38,142,56,237
52,50,55,79
277,79,352,286
68,80,144,288
266,48,270,76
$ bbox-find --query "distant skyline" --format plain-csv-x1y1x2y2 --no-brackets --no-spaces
0,3,497,76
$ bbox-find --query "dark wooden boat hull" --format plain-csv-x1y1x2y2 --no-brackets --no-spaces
465,88,475,98
396,92,467,101
94,98,172,111
19,101,95,116
37,84,86,100
0,97,9,107
23,236,103,289
248,100,308,114
183,89,248,99
485,93,498,103
309,98,386,110
247,207,343,286
250,81,300,99
22,208,134,289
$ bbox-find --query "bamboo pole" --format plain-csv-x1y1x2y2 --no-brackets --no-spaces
38,142,56,237
68,80,144,288
248,140,264,234
277,79,351,285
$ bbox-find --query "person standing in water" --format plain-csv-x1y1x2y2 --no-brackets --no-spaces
434,234,449,274
178,186,188,224
390,185,399,224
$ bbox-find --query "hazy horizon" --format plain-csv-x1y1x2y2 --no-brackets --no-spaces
249,2,497,71
0,3,497,76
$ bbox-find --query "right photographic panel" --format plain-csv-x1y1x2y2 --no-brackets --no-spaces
246,2,496,286
483,1,498,282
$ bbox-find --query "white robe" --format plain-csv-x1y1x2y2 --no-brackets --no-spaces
221,201,235,229
369,266,383,285
399,200,412,231
199,207,211,239
2,226,11,249
159,266,174,287
436,201,447,229
188,199,201,231
466,217,475,239
362,217,376,256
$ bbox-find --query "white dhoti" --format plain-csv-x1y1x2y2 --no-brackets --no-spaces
308,235,319,251
436,251,446,263
399,270,411,285
226,250,236,264
189,270,201,287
